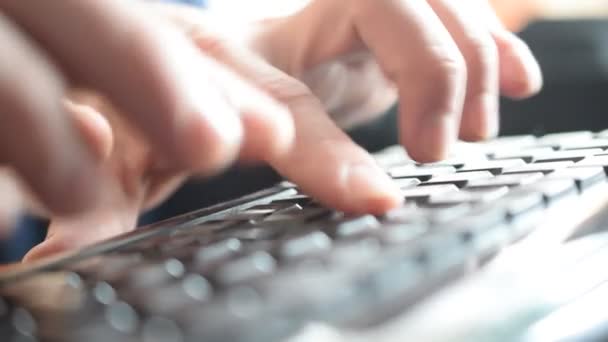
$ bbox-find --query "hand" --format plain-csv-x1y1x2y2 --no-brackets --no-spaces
23,0,543,260
161,1,542,208
0,1,294,239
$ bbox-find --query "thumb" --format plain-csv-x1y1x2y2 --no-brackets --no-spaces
64,97,114,163
22,191,141,262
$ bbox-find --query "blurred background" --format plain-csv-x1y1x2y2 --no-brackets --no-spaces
2,0,608,262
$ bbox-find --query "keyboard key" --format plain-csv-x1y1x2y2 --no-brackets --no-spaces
93,281,118,305
537,131,594,146
194,238,241,269
247,203,292,211
393,178,422,189
597,129,608,139
271,195,311,206
466,172,544,188
558,138,608,151
374,146,412,167
216,220,290,242
214,251,276,286
226,208,276,221
428,186,509,206
141,317,184,342
503,161,574,174
263,204,304,222
382,203,427,224
267,207,331,223
280,231,332,260
334,215,380,238
423,171,494,188
380,223,428,245
390,166,456,181
572,155,608,173
105,301,139,334
225,286,268,320
329,238,382,265
447,207,510,256
417,204,472,224
11,307,37,337
401,184,459,201
124,259,185,288
387,164,416,177
495,192,545,239
76,255,144,281
547,166,606,192
479,135,537,152
522,179,577,204
417,233,471,277
502,192,545,218
490,147,555,163
125,274,212,315
458,159,526,175
417,154,487,169
532,148,603,163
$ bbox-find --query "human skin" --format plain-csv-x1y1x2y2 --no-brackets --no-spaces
0,1,542,261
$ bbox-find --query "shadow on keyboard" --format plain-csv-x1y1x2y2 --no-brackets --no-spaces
2,130,608,342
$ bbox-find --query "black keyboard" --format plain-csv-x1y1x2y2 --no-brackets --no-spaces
3,130,608,342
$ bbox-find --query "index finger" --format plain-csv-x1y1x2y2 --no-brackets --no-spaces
266,0,466,162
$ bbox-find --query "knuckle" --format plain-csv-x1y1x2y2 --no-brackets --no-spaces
256,72,316,105
191,30,229,59
462,34,498,74
429,50,467,85
417,50,467,116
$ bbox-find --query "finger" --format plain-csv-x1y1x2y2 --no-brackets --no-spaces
270,90,403,214
23,199,141,262
0,14,103,215
278,0,466,162
3,0,245,173
64,99,114,162
197,43,401,213
153,5,295,163
427,0,499,141
493,30,543,99
190,34,295,163
473,0,543,99
0,168,23,239
159,6,399,212
357,1,470,161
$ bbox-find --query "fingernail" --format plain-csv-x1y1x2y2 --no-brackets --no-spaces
347,163,402,214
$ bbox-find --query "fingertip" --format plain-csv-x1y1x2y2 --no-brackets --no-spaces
459,92,500,142
22,238,63,262
346,163,403,214
403,113,458,163
179,107,244,176
65,99,114,162
496,31,543,99
238,103,295,162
